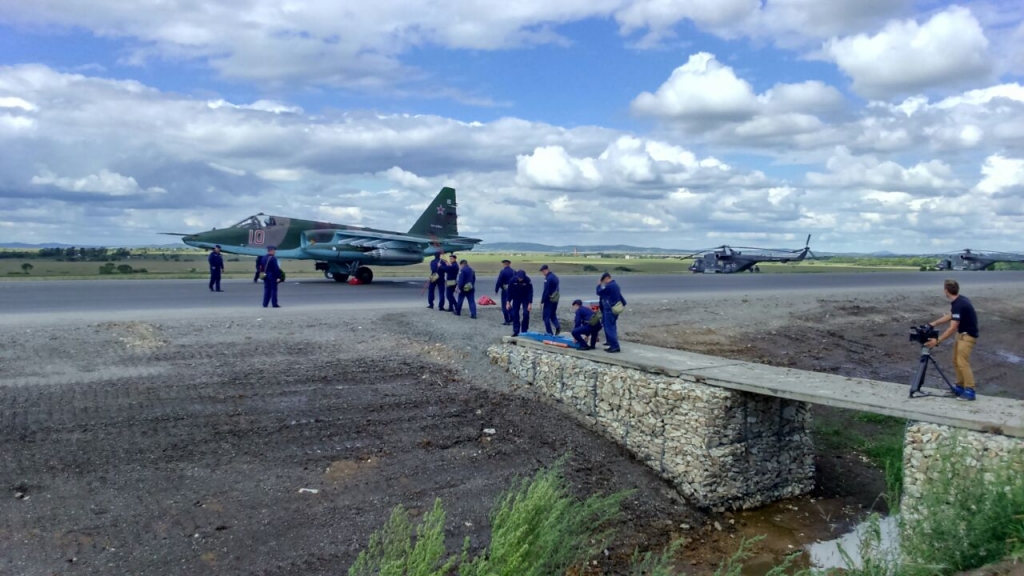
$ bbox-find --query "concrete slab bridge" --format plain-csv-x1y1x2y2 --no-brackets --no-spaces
488,337,1024,514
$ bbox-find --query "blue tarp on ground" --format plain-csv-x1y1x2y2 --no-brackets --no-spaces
515,331,582,349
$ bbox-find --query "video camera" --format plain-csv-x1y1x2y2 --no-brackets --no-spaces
909,324,939,345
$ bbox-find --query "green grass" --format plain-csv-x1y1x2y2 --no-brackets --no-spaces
459,465,627,576
898,438,1024,574
0,250,926,280
350,443,1024,576
813,412,906,503
348,498,456,576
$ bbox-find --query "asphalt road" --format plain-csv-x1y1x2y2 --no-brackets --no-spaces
1,271,1021,316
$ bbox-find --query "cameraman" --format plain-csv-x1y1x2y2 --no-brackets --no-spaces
925,279,978,401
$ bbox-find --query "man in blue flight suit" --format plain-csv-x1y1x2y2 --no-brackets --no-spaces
262,246,282,308
208,245,225,292
495,259,515,325
539,264,561,335
597,272,626,353
455,259,477,319
507,270,533,337
253,253,264,283
570,299,601,350
427,253,445,310
444,254,459,313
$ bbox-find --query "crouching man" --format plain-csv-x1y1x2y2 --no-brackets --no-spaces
570,299,601,350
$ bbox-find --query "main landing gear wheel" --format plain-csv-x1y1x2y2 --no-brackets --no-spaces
355,266,373,284
331,272,349,283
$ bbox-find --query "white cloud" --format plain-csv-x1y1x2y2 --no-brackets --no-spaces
318,206,365,222
823,6,993,98
31,169,166,196
614,0,759,46
759,81,845,114
207,99,303,114
256,168,305,182
0,114,36,133
974,154,1024,194
632,53,847,142
751,0,914,42
806,147,960,191
208,162,246,176
0,96,36,111
516,146,602,190
381,166,431,189
516,136,731,191
3,63,1024,251
932,82,1024,109
631,53,760,122
0,0,627,90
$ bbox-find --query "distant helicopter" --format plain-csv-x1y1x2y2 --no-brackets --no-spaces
686,235,814,274
935,249,1024,271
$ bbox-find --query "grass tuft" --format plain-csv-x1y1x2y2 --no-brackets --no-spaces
348,498,456,576
900,438,1024,575
460,465,628,576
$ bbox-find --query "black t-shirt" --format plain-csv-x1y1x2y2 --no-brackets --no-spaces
950,295,979,338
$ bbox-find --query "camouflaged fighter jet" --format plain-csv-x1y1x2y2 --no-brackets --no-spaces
171,187,481,284
935,249,1024,271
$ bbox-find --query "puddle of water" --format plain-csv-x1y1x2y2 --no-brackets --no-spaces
806,515,899,570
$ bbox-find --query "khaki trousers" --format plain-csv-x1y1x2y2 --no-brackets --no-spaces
952,333,977,389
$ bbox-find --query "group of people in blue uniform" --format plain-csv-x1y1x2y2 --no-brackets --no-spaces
211,247,627,350
427,253,478,318
207,244,282,308
437,257,628,354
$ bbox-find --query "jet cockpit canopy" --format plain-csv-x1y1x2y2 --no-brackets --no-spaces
233,216,265,230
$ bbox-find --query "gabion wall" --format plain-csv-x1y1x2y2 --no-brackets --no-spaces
488,343,815,510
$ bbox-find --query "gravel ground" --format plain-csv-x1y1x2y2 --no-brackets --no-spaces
0,303,696,576
1,279,1021,575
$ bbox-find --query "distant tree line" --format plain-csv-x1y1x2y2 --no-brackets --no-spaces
0,247,133,261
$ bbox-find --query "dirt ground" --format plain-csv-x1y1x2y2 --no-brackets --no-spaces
1,281,1022,575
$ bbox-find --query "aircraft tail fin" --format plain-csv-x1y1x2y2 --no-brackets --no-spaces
409,187,459,238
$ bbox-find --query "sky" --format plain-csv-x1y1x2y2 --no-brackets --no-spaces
1,1,1023,252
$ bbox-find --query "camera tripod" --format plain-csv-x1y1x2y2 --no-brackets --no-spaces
909,345,958,398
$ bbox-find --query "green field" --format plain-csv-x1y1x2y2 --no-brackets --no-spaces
0,248,934,280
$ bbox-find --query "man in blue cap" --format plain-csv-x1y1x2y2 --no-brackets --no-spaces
539,264,561,335
597,272,626,352
253,253,264,283
208,245,224,292
507,269,533,337
455,259,477,319
262,245,282,308
427,252,445,310
570,299,601,350
495,259,514,325
444,253,459,312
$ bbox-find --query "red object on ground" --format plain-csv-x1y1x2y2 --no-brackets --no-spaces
347,278,363,285
478,296,496,305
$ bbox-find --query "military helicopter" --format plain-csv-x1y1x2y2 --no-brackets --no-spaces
686,234,814,274
935,249,1024,271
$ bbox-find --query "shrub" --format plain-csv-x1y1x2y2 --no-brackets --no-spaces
459,465,627,576
582,265,599,272
900,439,1024,574
348,498,455,576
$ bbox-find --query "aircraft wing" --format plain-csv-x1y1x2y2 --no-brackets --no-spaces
327,227,432,245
